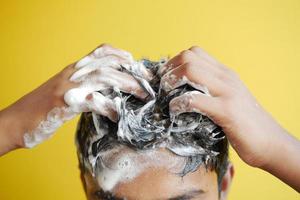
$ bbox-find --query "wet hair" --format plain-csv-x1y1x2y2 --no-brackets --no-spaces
75,59,229,191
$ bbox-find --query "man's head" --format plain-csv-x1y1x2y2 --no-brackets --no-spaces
75,59,234,200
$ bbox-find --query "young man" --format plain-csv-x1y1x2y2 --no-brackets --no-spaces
0,45,299,199
75,55,232,199
76,109,232,199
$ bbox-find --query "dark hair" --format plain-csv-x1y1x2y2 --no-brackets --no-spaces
75,59,229,191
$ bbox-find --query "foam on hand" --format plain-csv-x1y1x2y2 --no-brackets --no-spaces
23,45,225,193
75,48,226,192
23,46,144,148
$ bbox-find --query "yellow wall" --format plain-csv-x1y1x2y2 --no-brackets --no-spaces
0,0,299,199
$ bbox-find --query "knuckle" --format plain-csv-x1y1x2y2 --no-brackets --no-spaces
222,66,239,78
98,43,111,48
181,62,194,76
228,68,239,79
216,71,230,82
189,46,202,52
179,50,193,62
217,67,239,83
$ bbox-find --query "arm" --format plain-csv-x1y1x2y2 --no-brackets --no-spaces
0,64,76,155
0,44,149,156
160,46,300,192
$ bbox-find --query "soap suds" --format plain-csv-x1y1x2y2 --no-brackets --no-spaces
24,106,76,148
161,71,211,96
24,46,226,193
75,49,226,192
23,46,138,148
169,90,209,116
94,145,186,191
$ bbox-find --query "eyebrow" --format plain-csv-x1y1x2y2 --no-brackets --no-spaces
167,189,205,200
94,189,205,200
94,189,124,200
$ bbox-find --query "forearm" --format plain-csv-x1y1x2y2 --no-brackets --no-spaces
0,44,148,156
0,106,25,156
0,73,65,155
261,129,300,192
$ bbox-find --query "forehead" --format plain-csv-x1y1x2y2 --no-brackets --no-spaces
114,165,218,199
83,164,218,200
94,146,187,191
83,146,218,200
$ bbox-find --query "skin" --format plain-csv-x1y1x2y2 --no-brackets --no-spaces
81,156,234,200
0,63,77,153
79,147,233,200
0,44,147,153
163,47,300,191
0,44,299,192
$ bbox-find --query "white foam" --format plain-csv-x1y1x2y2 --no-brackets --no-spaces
23,107,76,148
169,90,209,116
161,71,211,96
23,46,138,148
94,146,186,192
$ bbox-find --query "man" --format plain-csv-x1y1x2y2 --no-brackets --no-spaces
76,111,233,200
75,56,233,199
0,45,299,198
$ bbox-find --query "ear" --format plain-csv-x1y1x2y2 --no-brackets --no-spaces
220,162,234,200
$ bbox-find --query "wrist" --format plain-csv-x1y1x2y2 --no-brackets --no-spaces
259,129,300,191
259,126,290,171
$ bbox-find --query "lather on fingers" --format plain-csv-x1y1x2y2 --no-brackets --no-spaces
75,44,134,69
161,47,229,119
169,90,221,119
85,92,118,122
65,45,152,120
65,67,149,106
72,44,152,98
160,61,225,96
22,45,152,149
70,55,130,82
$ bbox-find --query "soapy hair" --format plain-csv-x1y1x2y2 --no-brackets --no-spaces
75,59,229,188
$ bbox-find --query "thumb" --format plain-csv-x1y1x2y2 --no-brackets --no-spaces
85,92,118,122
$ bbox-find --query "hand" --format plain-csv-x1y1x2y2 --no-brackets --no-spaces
0,44,150,153
64,44,150,122
161,46,300,174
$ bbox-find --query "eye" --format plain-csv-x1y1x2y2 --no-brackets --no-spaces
93,190,125,200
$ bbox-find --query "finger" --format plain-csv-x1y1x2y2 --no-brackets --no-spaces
85,92,118,122
188,46,218,65
75,55,95,69
169,91,220,119
160,63,224,96
188,46,228,71
76,44,134,68
185,47,223,75
84,67,150,100
64,87,92,112
159,48,220,76
64,88,118,121
159,50,195,75
93,44,133,61
121,61,154,81
70,55,128,82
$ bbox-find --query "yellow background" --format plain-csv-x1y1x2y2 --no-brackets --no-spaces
0,0,299,199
